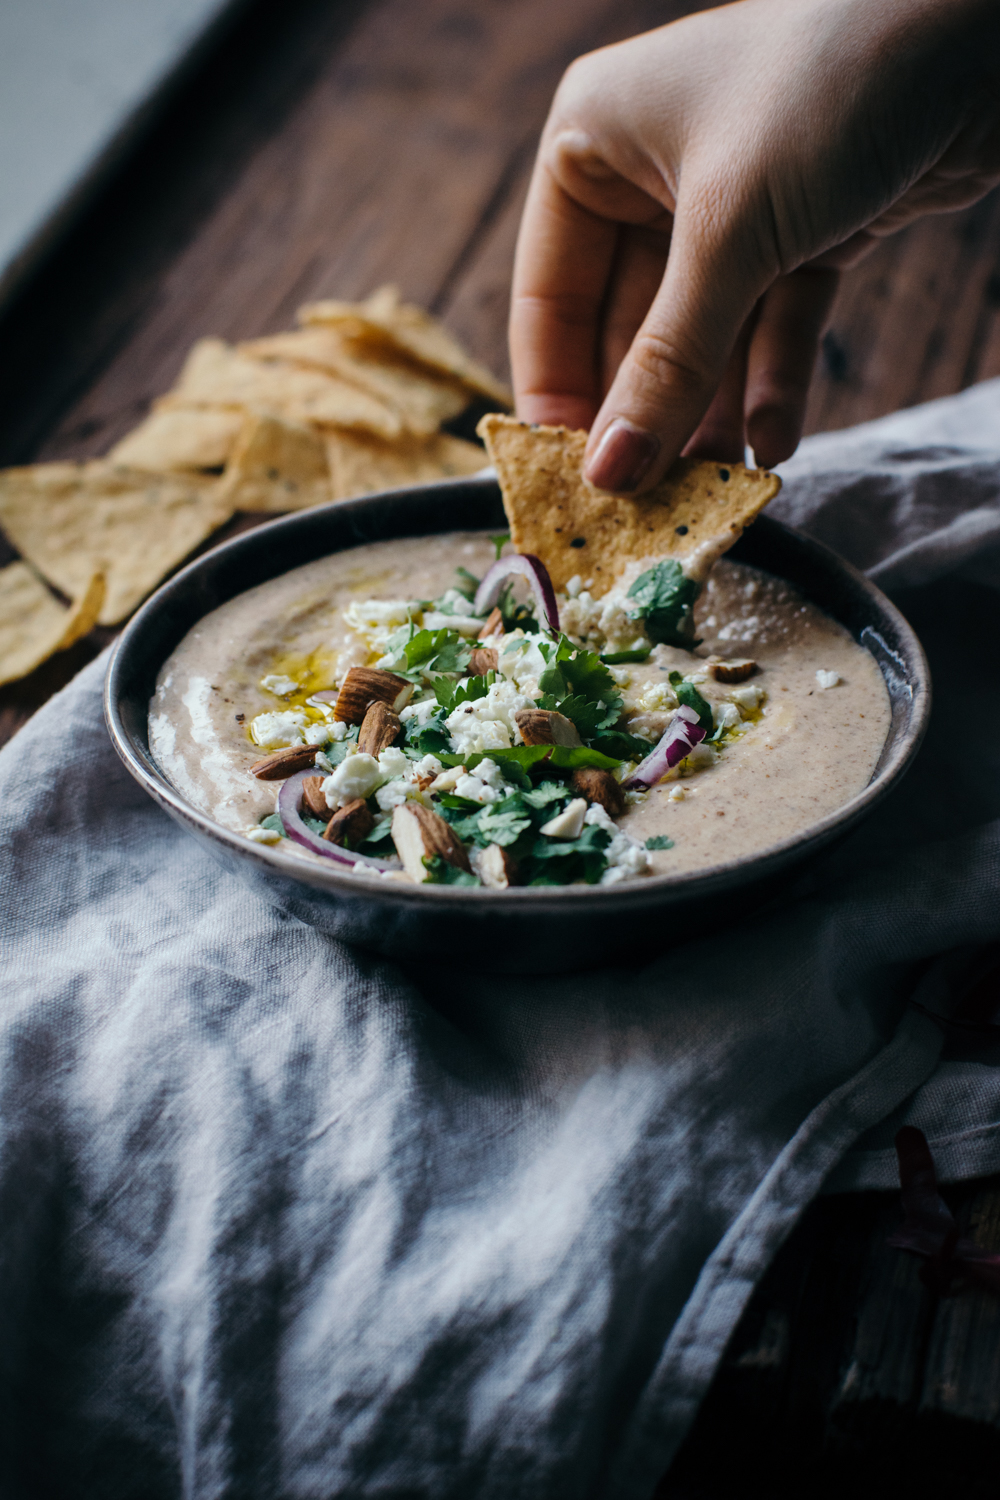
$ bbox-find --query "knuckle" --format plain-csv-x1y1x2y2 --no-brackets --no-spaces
629,330,712,401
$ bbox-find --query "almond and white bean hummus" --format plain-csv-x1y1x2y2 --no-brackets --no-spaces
149,530,890,887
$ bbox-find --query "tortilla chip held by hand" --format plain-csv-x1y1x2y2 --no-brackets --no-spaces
477,415,780,596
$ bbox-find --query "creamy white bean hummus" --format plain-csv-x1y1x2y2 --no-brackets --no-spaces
150,530,890,885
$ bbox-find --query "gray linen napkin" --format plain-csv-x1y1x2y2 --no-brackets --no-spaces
3,379,1000,1500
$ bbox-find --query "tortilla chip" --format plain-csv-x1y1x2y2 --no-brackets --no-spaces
298,286,512,408
164,338,404,440
0,564,104,686
217,413,332,512
325,429,486,501
108,405,244,472
477,415,780,596
237,328,468,439
0,462,233,625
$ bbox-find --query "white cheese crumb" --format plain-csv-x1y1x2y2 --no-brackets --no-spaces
304,722,334,746
377,746,410,779
541,798,587,839
454,774,499,805
565,574,583,599
712,702,742,732
667,785,686,801
636,680,678,713
816,669,842,690
421,611,484,636
247,826,282,844
249,709,307,749
730,683,764,712
322,753,382,807
260,674,299,697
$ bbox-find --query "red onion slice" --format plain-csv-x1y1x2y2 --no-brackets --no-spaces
473,554,560,633
621,705,706,790
275,768,400,870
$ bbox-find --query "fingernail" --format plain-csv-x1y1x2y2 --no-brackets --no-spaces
584,419,660,492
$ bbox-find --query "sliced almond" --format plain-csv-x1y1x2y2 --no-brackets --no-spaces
475,843,519,889
467,646,498,677
323,797,374,846
709,657,757,684
301,775,329,819
334,666,414,723
514,708,581,748
391,802,472,882
250,745,318,779
479,607,503,640
357,699,402,756
571,767,625,818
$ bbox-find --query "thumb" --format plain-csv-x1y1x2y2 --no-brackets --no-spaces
583,191,773,491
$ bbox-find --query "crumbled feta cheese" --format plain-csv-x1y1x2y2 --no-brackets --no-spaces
584,802,616,834
816,669,842,690
730,683,764,712
454,774,499,805
260,674,299,697
247,825,282,844
667,784,685,801
584,802,652,883
421,611,484,636
636,681,678,713
377,746,410,780
322,753,382,807
541,798,587,839
315,750,334,774
684,743,718,771
445,678,534,754
304,722,334,746
430,766,466,793
565,575,583,599
249,709,308,749
474,757,503,788
343,598,416,632
609,666,632,687
412,754,443,780
375,779,413,812
712,702,742,732
328,720,349,741
400,696,440,727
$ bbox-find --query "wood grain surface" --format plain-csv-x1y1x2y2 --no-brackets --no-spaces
2,0,1000,1489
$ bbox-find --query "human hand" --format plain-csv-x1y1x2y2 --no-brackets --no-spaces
510,0,1000,489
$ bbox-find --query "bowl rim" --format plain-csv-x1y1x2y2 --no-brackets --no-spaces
105,475,932,912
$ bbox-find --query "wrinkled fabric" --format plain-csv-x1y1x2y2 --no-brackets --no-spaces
3,380,1000,1499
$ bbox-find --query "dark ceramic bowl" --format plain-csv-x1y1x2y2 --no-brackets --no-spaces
105,475,930,973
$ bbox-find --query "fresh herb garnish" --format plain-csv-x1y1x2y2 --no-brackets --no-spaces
536,635,623,736
520,780,570,810
454,566,480,602
489,532,510,561
260,812,286,838
437,744,621,782
401,627,472,677
645,835,674,851
525,824,610,885
590,731,655,761
600,646,652,665
668,672,713,733
422,855,480,886
403,711,452,755
626,560,701,648
434,671,495,713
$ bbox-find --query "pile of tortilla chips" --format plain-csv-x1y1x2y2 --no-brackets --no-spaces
0,286,507,684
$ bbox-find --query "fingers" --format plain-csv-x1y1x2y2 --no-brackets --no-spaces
583,192,772,490
597,220,672,397
681,315,754,464
509,156,621,430
744,267,839,468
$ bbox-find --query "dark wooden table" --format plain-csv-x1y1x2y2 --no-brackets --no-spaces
3,1,1000,1492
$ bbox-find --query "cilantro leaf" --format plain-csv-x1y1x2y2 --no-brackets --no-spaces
438,745,621,780
399,628,472,678
523,824,610,885
536,635,623,737
537,691,619,737
520,781,570,810
402,710,451,755
454,565,480,602
260,812,286,837
590,731,654,762
645,835,674,851
477,804,533,847
489,532,510,561
434,671,495,713
600,646,652,665
626,560,701,648
674,678,713,733
422,855,480,886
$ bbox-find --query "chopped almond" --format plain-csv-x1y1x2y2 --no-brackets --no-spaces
334,666,413,723
323,797,374,846
300,774,329,818
571,767,625,818
475,843,519,889
391,802,472,882
358,699,401,756
467,646,498,677
514,708,581,747
709,657,757,684
250,745,318,779
479,606,503,639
